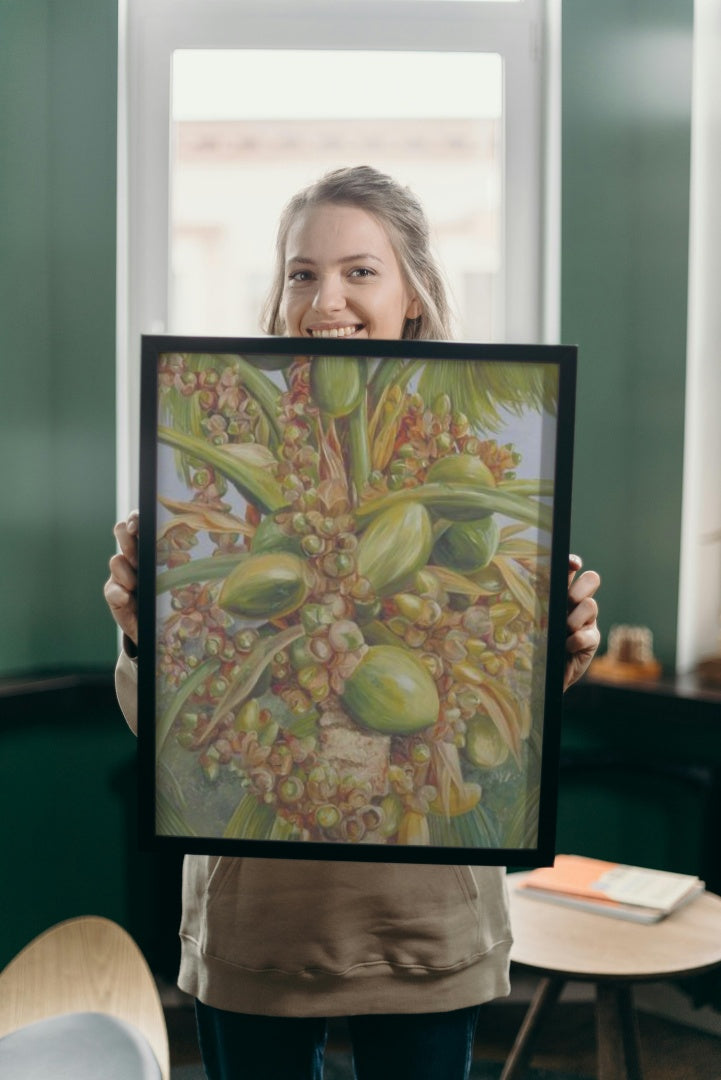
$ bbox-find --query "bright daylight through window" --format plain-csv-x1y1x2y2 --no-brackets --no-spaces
170,50,503,343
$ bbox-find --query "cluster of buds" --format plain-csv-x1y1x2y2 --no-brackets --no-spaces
156,354,547,846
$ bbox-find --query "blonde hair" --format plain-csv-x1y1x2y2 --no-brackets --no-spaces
262,165,453,341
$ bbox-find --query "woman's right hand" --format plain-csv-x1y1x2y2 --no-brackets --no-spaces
104,510,139,646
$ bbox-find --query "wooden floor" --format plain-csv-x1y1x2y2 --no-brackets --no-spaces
165,992,721,1079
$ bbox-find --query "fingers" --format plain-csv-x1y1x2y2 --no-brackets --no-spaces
568,568,601,610
113,511,139,568
566,590,599,637
103,576,138,643
567,553,583,588
565,622,601,658
563,557,601,689
105,511,140,644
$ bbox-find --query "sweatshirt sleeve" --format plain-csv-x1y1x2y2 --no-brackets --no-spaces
115,647,139,736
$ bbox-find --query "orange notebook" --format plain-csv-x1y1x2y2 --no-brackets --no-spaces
516,854,704,923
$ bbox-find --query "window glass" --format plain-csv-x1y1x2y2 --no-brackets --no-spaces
170,50,503,341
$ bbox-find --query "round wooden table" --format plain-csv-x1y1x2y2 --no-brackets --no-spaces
502,873,721,1080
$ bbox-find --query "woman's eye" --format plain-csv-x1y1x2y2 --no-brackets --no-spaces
349,267,374,279
287,268,315,285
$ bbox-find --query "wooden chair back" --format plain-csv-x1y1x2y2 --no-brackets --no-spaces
0,915,170,1080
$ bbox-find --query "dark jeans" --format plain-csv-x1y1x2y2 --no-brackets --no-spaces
195,999,481,1080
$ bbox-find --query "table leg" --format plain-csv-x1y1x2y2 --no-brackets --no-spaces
499,976,565,1080
596,982,643,1080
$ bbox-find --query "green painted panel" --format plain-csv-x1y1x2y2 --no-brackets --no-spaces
562,1,693,669
0,2,55,673
0,0,119,674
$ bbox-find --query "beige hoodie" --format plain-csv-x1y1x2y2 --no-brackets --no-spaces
116,650,512,1016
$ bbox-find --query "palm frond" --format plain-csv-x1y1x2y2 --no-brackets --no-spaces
504,786,540,849
417,361,558,432
156,659,221,763
224,792,277,840
156,764,197,837
427,803,501,848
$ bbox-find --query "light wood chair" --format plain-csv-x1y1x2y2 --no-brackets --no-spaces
0,915,170,1079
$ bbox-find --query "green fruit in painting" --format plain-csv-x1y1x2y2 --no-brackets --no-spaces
425,455,496,520
250,513,303,556
341,645,439,735
218,552,311,619
357,502,433,597
426,454,495,488
431,515,499,573
465,714,510,768
310,356,365,417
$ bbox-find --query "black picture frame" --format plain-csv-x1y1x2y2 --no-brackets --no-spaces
138,335,576,866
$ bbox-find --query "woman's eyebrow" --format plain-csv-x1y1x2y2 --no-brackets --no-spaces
339,253,384,265
286,253,384,266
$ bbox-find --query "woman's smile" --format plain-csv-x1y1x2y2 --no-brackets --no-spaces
307,323,365,339
281,203,421,340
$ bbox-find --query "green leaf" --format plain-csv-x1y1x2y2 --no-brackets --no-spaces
269,815,301,841
356,483,552,532
224,792,277,840
347,391,371,499
158,426,286,512
497,479,554,497
504,788,540,849
426,565,491,598
156,659,221,763
427,804,501,848
286,711,321,739
156,788,197,837
368,357,423,407
362,620,412,649
233,356,284,445
156,553,248,594
202,624,306,744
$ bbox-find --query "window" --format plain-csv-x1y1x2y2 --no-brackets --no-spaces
118,0,557,509
677,2,721,674
169,49,503,340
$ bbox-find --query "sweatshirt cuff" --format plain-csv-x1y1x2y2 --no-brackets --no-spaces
122,634,139,661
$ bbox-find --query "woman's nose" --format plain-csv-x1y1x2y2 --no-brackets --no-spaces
312,274,345,314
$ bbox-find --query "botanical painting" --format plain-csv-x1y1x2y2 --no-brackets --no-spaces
142,339,573,862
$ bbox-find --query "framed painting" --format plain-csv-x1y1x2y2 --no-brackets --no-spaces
137,336,576,865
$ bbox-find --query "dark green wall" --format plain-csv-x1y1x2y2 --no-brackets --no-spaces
0,682,183,974
1,0,118,676
562,0,693,669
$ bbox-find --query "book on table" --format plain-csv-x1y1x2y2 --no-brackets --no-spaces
515,854,705,923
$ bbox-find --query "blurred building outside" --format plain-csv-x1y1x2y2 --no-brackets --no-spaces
170,115,502,342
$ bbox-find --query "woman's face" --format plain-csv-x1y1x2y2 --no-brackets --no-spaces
280,203,421,341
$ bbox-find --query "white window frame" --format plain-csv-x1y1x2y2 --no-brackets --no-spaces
116,0,559,511
676,0,721,674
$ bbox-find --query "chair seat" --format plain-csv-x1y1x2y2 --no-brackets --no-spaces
0,1011,162,1080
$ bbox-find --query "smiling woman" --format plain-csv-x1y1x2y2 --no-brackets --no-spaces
263,167,451,342
281,205,420,340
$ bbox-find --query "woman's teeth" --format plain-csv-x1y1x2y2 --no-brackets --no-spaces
310,325,360,338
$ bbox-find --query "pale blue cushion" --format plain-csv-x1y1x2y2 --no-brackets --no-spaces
0,1011,162,1079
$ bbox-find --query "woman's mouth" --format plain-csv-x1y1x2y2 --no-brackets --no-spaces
307,324,364,339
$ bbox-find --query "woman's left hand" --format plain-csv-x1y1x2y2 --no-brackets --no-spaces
564,554,601,691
